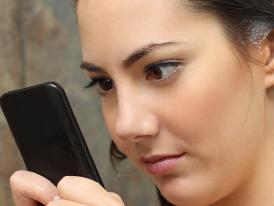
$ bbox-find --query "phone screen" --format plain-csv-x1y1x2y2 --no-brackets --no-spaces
1,82,103,186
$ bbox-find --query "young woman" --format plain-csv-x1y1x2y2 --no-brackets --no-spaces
10,1,274,206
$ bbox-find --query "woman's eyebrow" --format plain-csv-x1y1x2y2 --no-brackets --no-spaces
80,62,104,73
123,41,182,68
80,41,182,72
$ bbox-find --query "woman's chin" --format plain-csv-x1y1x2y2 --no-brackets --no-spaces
156,176,215,206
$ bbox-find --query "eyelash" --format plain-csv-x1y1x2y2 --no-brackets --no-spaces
84,77,114,95
84,60,184,94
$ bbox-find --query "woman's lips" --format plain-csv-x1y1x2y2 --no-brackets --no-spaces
141,153,185,175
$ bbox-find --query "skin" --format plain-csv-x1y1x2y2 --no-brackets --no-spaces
10,0,274,206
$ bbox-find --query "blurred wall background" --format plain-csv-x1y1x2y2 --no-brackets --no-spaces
0,0,159,205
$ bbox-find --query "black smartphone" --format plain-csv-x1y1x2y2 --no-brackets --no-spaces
0,82,104,187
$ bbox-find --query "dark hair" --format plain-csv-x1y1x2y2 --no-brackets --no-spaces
186,1,274,57
110,141,127,167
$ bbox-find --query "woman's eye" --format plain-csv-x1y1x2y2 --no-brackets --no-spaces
85,77,114,94
145,60,183,82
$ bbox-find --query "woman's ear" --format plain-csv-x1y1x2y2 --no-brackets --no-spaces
264,30,274,89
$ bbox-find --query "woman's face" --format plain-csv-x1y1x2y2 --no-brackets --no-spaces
77,0,266,205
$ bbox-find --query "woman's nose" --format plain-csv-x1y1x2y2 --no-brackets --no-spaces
114,95,159,141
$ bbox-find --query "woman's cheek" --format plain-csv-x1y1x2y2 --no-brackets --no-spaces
164,55,251,146
155,62,254,179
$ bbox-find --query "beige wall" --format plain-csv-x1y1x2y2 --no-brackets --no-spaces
0,0,159,205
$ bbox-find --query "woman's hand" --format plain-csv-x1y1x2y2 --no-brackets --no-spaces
10,170,125,206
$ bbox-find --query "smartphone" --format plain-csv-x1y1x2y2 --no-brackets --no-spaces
0,82,104,187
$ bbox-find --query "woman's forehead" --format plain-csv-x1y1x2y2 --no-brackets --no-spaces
76,0,183,19
76,0,180,9
76,0,209,45
76,0,226,66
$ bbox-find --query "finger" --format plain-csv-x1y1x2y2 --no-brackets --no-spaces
10,170,59,206
57,176,124,206
47,199,86,206
107,192,124,205
57,176,106,205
